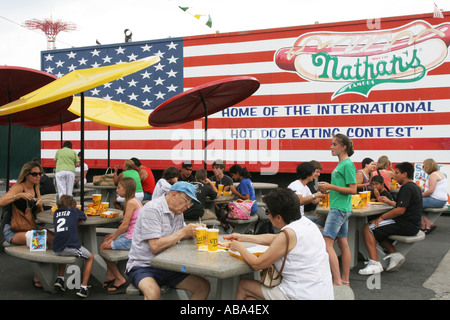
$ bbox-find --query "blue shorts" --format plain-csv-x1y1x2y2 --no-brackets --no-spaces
127,266,189,289
422,197,447,212
322,209,352,239
3,224,16,244
111,234,132,250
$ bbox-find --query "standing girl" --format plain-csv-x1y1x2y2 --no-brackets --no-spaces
100,177,142,294
318,134,357,286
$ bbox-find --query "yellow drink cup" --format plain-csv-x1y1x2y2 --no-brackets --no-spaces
320,194,329,207
218,184,224,195
101,202,109,212
196,227,207,249
207,228,219,252
92,194,102,206
359,192,368,206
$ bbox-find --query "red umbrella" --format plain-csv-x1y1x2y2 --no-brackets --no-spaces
0,66,74,190
0,66,74,126
148,76,260,168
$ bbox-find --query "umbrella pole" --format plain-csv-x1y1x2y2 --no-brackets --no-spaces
108,126,111,168
60,114,63,148
201,96,208,170
80,92,85,211
6,114,12,192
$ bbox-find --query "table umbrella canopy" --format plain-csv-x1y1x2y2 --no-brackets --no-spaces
148,76,260,127
0,66,73,126
22,109,79,128
0,56,160,116
68,96,152,129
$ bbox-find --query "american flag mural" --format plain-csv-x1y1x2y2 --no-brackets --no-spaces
41,12,450,173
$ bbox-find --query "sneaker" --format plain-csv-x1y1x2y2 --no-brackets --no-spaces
77,286,89,298
358,259,383,275
384,252,405,271
54,278,65,292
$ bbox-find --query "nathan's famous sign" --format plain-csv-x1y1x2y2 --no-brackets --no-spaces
275,20,450,99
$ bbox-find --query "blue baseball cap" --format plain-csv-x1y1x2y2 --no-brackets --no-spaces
170,181,200,203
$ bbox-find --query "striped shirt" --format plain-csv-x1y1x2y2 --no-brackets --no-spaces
126,195,185,272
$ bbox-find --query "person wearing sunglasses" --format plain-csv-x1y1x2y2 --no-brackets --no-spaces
0,161,54,288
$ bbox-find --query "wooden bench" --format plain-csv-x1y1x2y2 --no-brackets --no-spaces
126,283,189,300
3,242,78,293
423,205,448,224
377,230,426,269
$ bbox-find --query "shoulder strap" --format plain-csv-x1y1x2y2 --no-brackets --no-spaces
276,229,290,277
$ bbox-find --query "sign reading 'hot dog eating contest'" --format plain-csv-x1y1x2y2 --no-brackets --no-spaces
40,12,450,174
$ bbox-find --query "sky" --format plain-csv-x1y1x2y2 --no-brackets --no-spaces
1,0,449,70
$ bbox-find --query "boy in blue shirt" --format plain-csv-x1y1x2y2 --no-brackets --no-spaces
52,195,94,298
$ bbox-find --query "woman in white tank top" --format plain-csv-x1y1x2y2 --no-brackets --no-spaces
420,158,448,234
225,188,334,300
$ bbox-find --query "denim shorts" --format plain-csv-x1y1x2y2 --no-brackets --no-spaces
322,209,352,239
422,197,447,212
127,266,188,289
3,224,16,244
111,234,132,250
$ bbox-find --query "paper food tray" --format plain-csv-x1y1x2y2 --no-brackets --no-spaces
228,245,269,260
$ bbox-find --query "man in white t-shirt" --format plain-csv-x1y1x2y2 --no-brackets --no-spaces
288,162,323,216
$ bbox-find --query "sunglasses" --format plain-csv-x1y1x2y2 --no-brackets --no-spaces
29,172,43,177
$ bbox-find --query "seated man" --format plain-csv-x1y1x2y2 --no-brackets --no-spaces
126,182,210,300
209,159,234,191
184,169,219,221
179,160,195,183
359,162,422,275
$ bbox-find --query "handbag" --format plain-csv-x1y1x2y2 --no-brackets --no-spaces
93,168,115,186
10,203,37,232
260,229,289,288
227,199,255,220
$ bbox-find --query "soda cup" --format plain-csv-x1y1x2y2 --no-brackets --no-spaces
359,192,368,206
207,228,219,252
218,184,224,195
101,202,109,212
196,227,207,249
92,194,102,206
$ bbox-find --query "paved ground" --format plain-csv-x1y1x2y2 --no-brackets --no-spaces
1,214,448,301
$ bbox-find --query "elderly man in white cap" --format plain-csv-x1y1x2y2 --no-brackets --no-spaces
126,181,210,300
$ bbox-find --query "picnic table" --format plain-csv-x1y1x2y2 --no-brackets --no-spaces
36,209,123,282
232,182,277,202
85,182,117,207
151,235,258,299
316,203,393,268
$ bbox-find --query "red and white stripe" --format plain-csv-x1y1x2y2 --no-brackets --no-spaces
41,14,450,173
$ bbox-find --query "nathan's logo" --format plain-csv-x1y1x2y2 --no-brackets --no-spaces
275,20,450,99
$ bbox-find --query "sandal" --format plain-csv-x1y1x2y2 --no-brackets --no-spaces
342,280,350,287
107,282,128,294
102,279,114,289
424,225,436,235
33,279,43,289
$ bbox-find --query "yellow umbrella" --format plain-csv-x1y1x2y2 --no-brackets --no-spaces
0,56,160,115
68,96,152,129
